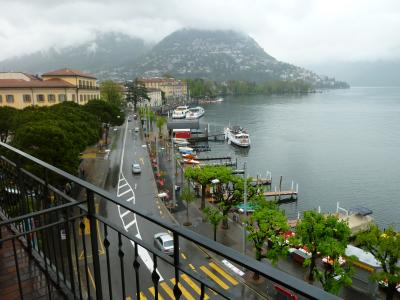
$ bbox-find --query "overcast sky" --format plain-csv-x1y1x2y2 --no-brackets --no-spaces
1,0,400,65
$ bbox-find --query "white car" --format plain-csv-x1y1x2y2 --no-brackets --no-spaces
154,232,174,255
132,163,141,174
134,127,139,132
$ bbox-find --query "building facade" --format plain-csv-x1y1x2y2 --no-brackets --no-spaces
138,88,162,107
139,77,188,101
0,68,100,109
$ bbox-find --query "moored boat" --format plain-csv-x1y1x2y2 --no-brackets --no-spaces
183,158,200,165
172,106,189,119
185,106,205,119
224,126,250,147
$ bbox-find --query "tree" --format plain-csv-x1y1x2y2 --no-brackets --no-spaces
100,80,123,106
125,79,150,111
203,206,224,241
0,106,18,142
12,120,80,175
356,225,400,300
246,203,289,280
156,116,167,138
294,211,352,294
83,99,124,126
184,165,223,210
181,187,195,226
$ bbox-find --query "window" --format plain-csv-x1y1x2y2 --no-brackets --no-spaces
48,94,56,102
23,94,31,103
6,95,14,103
58,94,66,102
79,80,82,88
0,95,2,103
72,94,76,101
79,95,83,102
37,94,45,102
84,94,87,101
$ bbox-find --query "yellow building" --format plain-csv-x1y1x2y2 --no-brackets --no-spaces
139,77,188,101
0,68,100,109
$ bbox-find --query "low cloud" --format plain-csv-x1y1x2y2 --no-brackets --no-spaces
0,0,399,64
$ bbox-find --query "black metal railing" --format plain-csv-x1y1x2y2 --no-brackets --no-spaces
0,142,339,300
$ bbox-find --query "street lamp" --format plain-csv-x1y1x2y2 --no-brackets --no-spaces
243,162,247,256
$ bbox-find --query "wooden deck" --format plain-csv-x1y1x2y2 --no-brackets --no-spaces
264,190,298,198
0,226,65,300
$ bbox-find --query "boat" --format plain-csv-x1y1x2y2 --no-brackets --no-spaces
173,138,190,146
172,106,189,119
336,203,374,236
185,106,205,119
182,153,197,159
178,146,194,154
224,126,250,147
183,159,200,165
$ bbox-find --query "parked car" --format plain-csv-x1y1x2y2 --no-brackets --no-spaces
133,114,138,120
154,232,174,255
132,163,141,174
128,118,132,122
134,127,139,132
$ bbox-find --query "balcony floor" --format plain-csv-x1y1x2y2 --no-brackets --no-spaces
0,226,65,300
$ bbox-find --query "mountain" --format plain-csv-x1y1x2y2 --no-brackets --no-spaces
307,60,400,86
0,33,152,80
133,29,345,87
0,29,347,87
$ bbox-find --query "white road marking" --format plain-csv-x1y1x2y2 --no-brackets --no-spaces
117,121,164,281
118,189,131,197
126,196,135,202
124,219,137,230
120,210,130,218
134,183,137,190
120,183,129,189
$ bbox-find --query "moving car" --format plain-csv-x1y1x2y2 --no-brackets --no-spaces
133,114,138,120
132,163,141,174
154,232,174,255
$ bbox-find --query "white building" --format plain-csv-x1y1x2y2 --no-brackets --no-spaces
139,88,162,107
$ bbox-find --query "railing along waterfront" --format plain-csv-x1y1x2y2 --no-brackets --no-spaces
0,142,339,300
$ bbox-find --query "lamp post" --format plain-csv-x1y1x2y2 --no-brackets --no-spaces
243,162,247,256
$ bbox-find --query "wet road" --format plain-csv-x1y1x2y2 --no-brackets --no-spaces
92,116,266,299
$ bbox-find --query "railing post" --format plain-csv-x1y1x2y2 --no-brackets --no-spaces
87,189,103,299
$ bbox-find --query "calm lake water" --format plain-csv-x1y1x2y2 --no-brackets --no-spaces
199,87,400,229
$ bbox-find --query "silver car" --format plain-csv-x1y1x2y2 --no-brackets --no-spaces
132,163,141,174
154,232,174,255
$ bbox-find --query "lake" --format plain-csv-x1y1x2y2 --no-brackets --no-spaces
199,87,400,229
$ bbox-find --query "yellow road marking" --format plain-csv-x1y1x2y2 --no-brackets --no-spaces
170,278,195,300
209,262,238,285
160,282,175,299
181,252,187,260
126,297,132,300
181,274,209,300
79,217,91,235
139,292,147,300
188,264,195,270
148,287,164,300
200,266,229,290
87,267,96,289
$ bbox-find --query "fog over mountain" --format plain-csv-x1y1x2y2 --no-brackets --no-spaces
307,61,400,87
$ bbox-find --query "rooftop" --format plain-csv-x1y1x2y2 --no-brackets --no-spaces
0,77,75,88
42,68,96,79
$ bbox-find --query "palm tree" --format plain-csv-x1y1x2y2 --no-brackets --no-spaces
156,116,167,138
181,187,195,226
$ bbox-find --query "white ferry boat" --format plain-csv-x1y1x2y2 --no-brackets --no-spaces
186,107,205,119
172,106,189,119
224,126,251,147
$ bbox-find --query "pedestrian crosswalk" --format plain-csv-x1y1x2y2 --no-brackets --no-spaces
125,261,239,300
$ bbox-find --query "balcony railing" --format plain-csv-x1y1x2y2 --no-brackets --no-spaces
0,142,339,300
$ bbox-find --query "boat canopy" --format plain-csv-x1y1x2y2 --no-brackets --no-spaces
349,206,373,216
